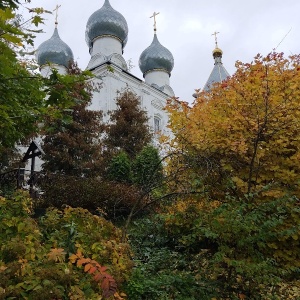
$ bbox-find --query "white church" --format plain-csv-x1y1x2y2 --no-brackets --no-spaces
36,0,229,136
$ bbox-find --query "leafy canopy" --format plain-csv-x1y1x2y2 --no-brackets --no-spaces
0,2,94,167
164,52,300,299
167,52,300,201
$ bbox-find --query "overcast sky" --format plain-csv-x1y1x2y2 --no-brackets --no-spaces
20,0,300,103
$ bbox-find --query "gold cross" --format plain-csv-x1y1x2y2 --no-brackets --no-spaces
212,31,220,47
53,4,61,27
150,12,160,32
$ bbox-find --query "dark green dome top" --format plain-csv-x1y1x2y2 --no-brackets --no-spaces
139,34,174,76
36,28,74,67
85,0,128,50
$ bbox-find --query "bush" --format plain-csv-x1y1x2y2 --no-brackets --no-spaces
0,191,132,299
124,216,216,300
38,174,144,220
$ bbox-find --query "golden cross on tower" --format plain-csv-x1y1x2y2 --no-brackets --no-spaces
212,31,220,47
150,12,160,32
53,4,61,27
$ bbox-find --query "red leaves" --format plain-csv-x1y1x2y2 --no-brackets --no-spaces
88,266,97,274
101,276,118,299
69,250,118,299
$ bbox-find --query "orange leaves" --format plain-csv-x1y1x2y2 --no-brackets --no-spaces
69,251,81,264
69,250,119,299
47,248,66,263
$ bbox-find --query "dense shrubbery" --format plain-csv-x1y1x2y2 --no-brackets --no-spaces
38,174,143,220
125,216,214,300
40,87,163,221
159,194,300,299
0,191,132,299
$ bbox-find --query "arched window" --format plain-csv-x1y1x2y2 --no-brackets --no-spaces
154,116,161,133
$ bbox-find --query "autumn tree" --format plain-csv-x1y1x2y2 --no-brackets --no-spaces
163,52,300,298
39,63,110,214
167,52,300,200
104,90,152,159
42,62,104,177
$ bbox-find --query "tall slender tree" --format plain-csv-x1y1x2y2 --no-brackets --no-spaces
42,63,104,177
104,90,152,159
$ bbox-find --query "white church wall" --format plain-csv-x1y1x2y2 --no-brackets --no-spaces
144,70,170,87
89,63,172,136
87,37,128,70
91,36,122,57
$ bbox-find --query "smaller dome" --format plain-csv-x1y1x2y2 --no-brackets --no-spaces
85,0,128,50
36,28,74,68
213,47,223,58
139,34,174,76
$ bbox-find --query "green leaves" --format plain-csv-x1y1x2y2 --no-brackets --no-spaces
108,151,132,183
0,0,23,10
107,146,164,190
0,3,94,170
132,145,163,191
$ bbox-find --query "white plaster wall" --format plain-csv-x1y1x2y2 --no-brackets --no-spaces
144,70,170,87
87,37,128,70
90,65,172,137
91,36,122,57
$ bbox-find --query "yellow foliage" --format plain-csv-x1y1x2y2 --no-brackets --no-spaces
163,53,300,297
166,53,300,200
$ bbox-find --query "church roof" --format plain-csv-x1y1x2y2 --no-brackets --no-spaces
36,27,74,68
139,33,174,76
203,46,229,91
85,0,128,50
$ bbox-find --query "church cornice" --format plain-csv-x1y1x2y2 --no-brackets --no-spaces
90,61,171,99
151,98,164,110
92,34,122,45
141,89,150,95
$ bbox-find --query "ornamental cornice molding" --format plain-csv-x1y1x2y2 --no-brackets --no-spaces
151,98,164,110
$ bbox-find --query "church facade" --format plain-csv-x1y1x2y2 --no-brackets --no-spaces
36,0,175,137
